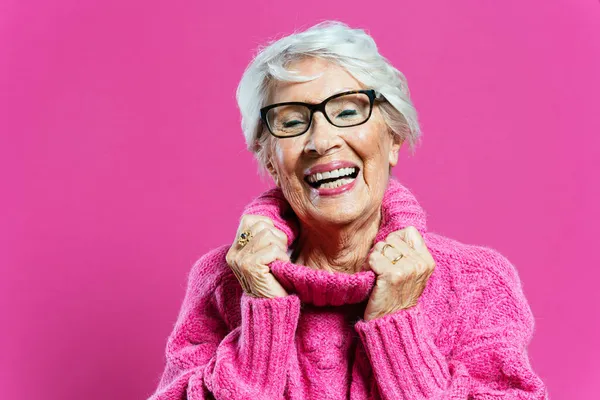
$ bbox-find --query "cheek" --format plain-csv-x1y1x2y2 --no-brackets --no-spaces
271,141,302,182
352,127,390,165
354,128,370,143
351,129,373,159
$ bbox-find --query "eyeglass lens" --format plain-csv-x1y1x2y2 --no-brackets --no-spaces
266,92,372,137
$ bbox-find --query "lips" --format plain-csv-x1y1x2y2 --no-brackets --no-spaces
304,161,360,190
304,160,359,176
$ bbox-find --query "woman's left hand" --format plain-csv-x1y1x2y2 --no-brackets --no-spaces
364,226,436,321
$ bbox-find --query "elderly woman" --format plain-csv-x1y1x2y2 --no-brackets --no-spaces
149,21,547,399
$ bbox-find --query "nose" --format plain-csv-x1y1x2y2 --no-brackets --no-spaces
303,112,343,156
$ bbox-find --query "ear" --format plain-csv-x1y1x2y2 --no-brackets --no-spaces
388,133,403,168
265,159,280,187
260,134,280,187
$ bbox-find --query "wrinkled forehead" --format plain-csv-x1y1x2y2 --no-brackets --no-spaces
268,58,366,105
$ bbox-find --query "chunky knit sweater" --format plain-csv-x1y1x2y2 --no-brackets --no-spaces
149,179,547,399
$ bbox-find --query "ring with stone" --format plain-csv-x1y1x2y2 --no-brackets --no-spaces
237,230,253,248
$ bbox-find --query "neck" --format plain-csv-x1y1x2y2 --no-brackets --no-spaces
292,208,382,274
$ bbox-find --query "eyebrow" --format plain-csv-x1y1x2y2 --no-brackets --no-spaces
297,87,360,104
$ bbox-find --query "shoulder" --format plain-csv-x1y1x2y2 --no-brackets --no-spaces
424,232,525,296
424,233,537,345
425,231,534,324
185,244,235,299
179,244,243,327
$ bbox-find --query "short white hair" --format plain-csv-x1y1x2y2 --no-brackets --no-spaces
236,20,422,173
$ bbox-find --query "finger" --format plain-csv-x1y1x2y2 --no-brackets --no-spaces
236,215,253,238
372,241,386,253
383,234,416,261
372,241,406,268
235,216,274,248
235,220,273,251
242,216,287,244
388,228,415,248
392,227,434,264
403,226,432,261
368,249,394,275
387,234,434,280
247,220,277,238
271,227,288,244
373,240,401,255
248,216,274,232
253,245,290,268
253,224,288,247
238,215,274,235
242,248,288,294
249,229,288,254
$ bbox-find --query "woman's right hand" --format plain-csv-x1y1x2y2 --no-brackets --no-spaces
225,215,290,298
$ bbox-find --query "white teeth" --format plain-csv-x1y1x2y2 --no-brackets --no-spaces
307,167,356,184
319,178,352,189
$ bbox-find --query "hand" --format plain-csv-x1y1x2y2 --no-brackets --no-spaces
364,226,436,321
225,215,289,298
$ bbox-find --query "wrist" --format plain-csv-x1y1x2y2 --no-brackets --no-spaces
244,288,289,299
364,303,417,321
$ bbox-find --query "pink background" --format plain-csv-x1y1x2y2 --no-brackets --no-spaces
1,0,599,399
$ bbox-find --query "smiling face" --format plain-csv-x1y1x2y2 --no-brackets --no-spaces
265,57,402,229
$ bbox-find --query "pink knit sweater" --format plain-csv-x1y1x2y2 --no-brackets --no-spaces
149,179,547,399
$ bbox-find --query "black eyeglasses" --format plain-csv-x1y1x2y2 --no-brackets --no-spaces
260,89,384,138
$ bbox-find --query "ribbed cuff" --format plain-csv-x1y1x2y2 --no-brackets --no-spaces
355,306,450,399
238,293,301,392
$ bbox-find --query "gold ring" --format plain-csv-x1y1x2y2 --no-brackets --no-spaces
391,253,404,265
237,230,253,248
381,243,395,258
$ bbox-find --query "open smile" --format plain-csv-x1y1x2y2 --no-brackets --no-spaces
305,166,359,189
303,161,360,193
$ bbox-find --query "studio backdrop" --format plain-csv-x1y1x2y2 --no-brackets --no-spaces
1,0,599,399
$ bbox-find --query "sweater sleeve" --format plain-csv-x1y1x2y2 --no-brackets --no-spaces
148,248,301,400
354,248,548,399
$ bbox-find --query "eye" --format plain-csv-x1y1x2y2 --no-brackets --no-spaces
283,120,304,128
337,109,358,118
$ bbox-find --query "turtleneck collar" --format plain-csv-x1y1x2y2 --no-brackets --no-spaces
242,178,428,306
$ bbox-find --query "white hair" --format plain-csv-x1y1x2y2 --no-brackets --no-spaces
236,20,422,173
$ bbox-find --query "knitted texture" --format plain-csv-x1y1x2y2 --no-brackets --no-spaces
149,178,547,399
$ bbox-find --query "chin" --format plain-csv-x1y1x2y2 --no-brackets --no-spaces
312,202,366,227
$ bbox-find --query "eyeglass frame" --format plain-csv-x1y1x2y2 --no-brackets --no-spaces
259,89,384,139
